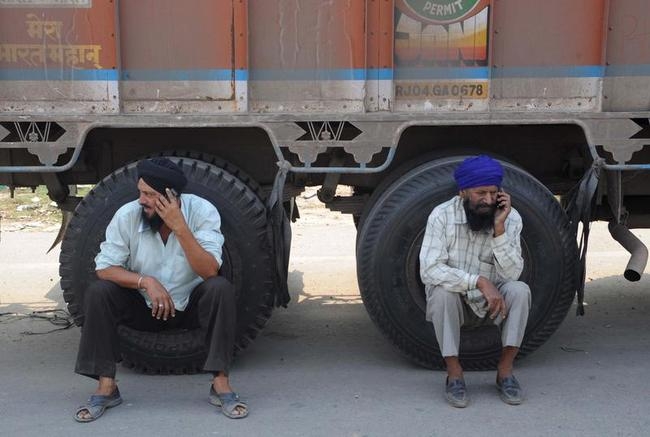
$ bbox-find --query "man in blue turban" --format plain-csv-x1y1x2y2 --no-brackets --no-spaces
419,155,531,408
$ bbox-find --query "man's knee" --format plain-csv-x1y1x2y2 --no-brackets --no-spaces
430,287,462,313
84,279,120,308
202,276,235,303
503,281,531,307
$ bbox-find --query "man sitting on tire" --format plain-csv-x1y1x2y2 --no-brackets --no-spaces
73,157,248,421
419,155,531,408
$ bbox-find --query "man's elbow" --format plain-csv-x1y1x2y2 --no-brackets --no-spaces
508,266,524,281
201,262,220,279
96,268,109,280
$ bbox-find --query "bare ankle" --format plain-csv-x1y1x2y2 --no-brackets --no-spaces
96,377,117,395
444,357,464,380
497,367,512,379
212,373,233,393
497,346,518,378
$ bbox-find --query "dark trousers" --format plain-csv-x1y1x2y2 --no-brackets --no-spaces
75,276,236,379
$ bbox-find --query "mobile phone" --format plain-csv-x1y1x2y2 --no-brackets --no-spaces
165,188,178,201
497,187,505,208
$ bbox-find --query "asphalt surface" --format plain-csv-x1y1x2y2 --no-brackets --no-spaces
1,219,650,437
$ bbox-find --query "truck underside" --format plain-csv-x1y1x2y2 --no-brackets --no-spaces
1,116,648,372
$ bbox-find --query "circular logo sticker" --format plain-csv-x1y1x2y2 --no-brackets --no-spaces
398,0,486,25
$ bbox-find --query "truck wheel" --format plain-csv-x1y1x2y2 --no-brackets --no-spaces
59,157,274,374
356,157,578,370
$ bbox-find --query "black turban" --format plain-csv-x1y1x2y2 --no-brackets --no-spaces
136,157,187,195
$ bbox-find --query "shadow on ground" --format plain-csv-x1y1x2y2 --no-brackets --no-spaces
2,270,649,377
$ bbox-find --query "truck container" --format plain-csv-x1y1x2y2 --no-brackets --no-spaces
1,0,649,373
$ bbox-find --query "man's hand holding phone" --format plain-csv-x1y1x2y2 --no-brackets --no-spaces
155,187,185,232
493,188,511,236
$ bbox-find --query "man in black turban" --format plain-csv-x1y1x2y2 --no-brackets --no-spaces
136,157,188,232
419,155,531,408
74,158,249,421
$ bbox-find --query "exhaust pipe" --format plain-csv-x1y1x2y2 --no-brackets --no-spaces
608,221,648,282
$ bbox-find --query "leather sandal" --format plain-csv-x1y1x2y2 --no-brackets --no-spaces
74,387,122,422
445,378,469,408
209,385,249,419
496,375,523,405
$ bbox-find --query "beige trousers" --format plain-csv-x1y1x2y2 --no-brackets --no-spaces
426,281,531,357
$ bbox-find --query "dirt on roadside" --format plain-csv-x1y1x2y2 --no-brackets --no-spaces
0,186,62,232
0,185,350,233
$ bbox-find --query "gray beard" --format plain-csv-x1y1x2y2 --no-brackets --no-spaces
463,198,496,232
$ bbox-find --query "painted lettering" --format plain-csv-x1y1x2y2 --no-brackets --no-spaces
0,15,102,69
0,43,102,68
26,14,63,41
400,0,480,24
395,81,488,99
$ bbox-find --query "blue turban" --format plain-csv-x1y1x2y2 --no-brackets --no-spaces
454,155,503,190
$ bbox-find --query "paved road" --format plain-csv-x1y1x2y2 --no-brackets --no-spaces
1,219,650,437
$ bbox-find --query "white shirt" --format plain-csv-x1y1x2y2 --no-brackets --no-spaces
94,194,224,311
419,195,524,318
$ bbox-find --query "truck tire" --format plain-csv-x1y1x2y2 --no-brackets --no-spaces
59,156,274,374
356,157,578,370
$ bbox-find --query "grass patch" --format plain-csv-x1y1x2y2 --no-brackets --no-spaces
0,185,92,227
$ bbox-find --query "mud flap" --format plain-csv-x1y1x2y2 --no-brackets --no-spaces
47,209,72,253
266,160,292,307
564,158,604,315
47,197,81,253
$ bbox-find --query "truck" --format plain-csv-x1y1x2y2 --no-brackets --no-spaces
1,0,648,374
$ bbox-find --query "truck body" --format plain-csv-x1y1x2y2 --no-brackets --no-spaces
1,0,649,371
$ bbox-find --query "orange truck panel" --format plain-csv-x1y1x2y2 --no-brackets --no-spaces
1,0,650,112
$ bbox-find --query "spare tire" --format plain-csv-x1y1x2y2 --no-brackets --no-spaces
356,157,578,370
59,156,274,374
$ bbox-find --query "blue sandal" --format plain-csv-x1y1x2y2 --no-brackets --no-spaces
74,388,123,422
209,386,249,419
496,375,523,405
445,378,469,408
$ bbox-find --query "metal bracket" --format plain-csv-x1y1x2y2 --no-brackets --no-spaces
606,170,627,224
0,121,88,172
267,120,398,174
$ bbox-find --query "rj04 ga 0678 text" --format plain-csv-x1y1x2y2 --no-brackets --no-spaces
395,82,487,99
